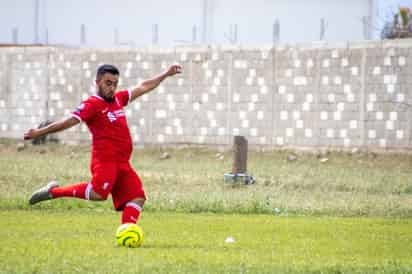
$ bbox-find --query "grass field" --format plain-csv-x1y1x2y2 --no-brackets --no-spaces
1,210,411,273
0,140,412,273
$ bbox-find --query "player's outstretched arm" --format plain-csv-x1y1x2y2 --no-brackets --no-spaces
129,63,182,102
23,116,80,140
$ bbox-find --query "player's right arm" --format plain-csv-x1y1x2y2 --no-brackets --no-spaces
23,116,80,140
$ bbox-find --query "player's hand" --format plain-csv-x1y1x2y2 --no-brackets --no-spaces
24,128,40,140
165,64,182,77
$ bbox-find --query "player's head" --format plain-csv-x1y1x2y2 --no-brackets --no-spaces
95,64,120,103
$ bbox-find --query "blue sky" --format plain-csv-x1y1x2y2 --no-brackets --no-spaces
1,0,412,46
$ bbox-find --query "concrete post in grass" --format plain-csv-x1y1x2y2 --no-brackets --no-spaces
224,136,255,184
232,136,247,174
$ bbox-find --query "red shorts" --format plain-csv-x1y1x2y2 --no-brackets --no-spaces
90,161,146,210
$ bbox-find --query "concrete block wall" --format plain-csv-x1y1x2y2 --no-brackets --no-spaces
0,40,411,150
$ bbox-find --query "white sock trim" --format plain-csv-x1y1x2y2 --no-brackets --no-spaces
85,183,92,200
125,202,142,212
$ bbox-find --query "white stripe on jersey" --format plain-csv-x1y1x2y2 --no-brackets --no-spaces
71,113,82,122
127,89,132,103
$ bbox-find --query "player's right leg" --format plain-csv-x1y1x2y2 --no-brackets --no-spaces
29,181,109,205
29,181,90,205
29,180,59,204
29,162,117,205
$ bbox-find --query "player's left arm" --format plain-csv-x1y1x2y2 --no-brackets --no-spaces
129,63,182,102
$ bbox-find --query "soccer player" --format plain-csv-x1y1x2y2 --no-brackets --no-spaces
24,63,182,225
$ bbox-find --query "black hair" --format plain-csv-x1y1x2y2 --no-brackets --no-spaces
96,64,119,80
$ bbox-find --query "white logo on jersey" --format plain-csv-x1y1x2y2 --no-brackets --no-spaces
114,109,125,117
107,112,117,122
102,182,109,190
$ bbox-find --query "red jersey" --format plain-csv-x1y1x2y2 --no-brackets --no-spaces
71,90,133,162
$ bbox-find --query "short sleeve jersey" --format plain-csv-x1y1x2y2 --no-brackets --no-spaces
71,90,133,162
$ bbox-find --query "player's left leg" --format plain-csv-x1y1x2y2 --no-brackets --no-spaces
112,162,146,224
121,198,145,224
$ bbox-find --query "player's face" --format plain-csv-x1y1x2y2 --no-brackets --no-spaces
96,73,119,102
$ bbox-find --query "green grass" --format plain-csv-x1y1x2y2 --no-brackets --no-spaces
1,141,412,217
1,140,412,273
0,210,411,274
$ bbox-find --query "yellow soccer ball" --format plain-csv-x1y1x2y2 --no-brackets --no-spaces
115,223,144,248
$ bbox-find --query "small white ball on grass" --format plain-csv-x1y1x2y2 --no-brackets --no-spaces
225,236,235,243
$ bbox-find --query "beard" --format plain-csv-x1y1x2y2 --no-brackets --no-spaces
97,89,114,103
